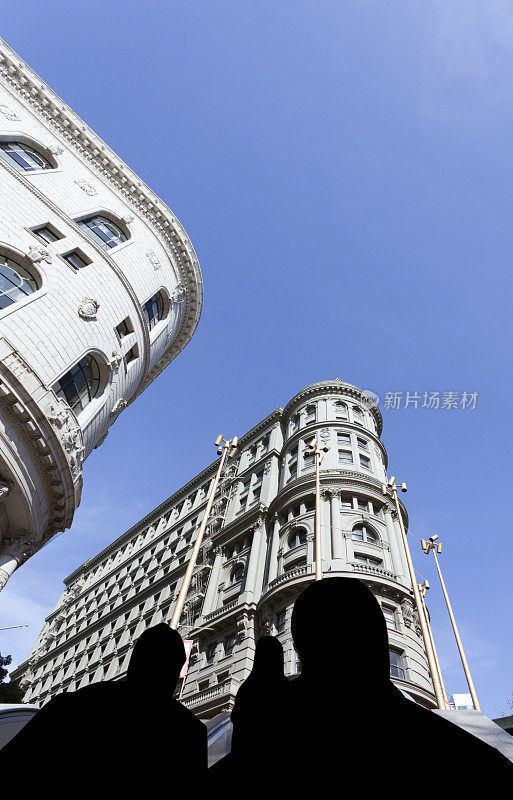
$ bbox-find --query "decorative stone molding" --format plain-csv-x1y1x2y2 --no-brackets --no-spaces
319,427,331,443
46,400,85,481
27,245,52,264
77,298,100,319
0,102,19,120
74,179,97,196
237,612,251,640
264,459,272,474
110,398,127,417
108,351,123,371
146,250,161,270
122,214,134,225
171,283,187,303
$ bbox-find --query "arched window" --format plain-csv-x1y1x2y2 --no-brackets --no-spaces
78,215,127,250
288,529,307,550
143,292,165,330
0,254,38,309
0,141,53,171
53,354,102,413
230,564,245,585
334,401,348,420
352,524,379,545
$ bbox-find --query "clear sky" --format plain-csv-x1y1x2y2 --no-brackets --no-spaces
1,1,512,717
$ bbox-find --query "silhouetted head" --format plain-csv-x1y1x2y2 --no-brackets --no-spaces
291,578,390,687
251,636,286,681
127,623,186,694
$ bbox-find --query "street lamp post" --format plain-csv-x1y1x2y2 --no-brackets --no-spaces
381,477,446,709
304,437,329,581
169,434,238,630
418,579,448,708
421,535,481,712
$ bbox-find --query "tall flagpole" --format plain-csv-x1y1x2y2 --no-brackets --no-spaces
421,536,481,711
304,437,329,581
382,477,446,709
170,434,238,630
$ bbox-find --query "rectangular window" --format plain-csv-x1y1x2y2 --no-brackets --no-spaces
62,249,90,270
303,452,315,468
198,680,209,692
357,499,368,511
125,345,139,365
303,499,315,513
217,671,230,684
389,650,405,680
206,644,217,664
360,455,371,470
354,553,382,566
383,606,399,630
249,471,263,506
33,225,62,243
305,405,316,421
338,450,353,463
116,318,133,339
337,433,351,445
224,636,238,656
238,482,249,513
357,437,369,450
288,446,298,480
340,495,353,509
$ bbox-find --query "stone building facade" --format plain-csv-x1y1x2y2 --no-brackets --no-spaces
13,380,435,711
0,38,202,588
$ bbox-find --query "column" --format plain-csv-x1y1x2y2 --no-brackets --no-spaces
244,517,266,597
201,548,223,615
330,490,345,560
267,515,281,584
384,507,402,578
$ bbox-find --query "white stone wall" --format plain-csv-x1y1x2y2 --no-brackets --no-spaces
0,38,202,588
13,381,435,712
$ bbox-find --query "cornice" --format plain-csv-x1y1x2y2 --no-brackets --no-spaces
283,380,383,436
0,37,203,394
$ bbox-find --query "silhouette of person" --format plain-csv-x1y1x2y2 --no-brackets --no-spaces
210,577,512,791
1,624,207,794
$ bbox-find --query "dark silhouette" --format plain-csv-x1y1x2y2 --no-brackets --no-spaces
211,577,512,790
1,624,207,793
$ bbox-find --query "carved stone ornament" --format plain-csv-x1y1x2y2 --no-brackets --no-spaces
0,102,20,121
108,351,123,371
50,146,64,156
319,427,331,443
171,283,187,303
258,607,274,636
110,398,128,417
27,245,52,264
78,298,100,319
46,400,85,480
237,613,251,640
74,179,97,196
146,250,161,270
122,214,134,225
264,459,272,475
0,481,10,502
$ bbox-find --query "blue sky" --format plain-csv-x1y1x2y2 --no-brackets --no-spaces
1,1,512,716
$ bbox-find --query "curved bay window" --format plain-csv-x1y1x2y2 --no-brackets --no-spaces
288,528,307,550
0,254,38,309
79,215,127,250
143,292,165,330
53,354,101,414
352,524,379,545
0,140,53,171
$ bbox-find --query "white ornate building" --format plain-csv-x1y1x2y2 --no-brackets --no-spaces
13,380,435,712
0,38,202,589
